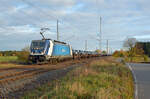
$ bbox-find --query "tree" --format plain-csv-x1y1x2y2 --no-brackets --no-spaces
0,52,2,56
95,49,101,54
16,46,30,63
113,50,126,57
123,38,137,62
136,42,150,56
123,38,137,50
102,51,107,54
22,46,30,52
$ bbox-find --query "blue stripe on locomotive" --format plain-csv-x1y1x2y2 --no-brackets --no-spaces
52,44,71,56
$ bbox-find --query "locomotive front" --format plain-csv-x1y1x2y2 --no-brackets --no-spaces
29,40,49,62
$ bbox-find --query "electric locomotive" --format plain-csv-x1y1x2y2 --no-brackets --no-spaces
29,28,72,63
29,28,101,63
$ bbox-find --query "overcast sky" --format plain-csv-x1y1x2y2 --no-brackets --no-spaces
0,0,150,51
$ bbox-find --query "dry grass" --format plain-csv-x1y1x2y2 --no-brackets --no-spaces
0,63,21,69
0,56,18,62
22,57,134,99
125,56,150,63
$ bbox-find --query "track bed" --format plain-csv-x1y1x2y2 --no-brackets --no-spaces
0,57,104,99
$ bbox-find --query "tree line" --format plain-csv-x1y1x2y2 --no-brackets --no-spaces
113,38,149,62
0,51,20,56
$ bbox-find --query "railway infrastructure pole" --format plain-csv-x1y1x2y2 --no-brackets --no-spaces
107,40,109,55
57,20,59,41
85,40,87,51
99,17,102,51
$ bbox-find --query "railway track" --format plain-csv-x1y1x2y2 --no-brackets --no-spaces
0,57,101,82
0,69,49,84
0,67,53,97
0,57,102,84
0,57,104,98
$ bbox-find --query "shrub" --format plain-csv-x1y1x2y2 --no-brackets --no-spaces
113,50,126,57
143,55,149,62
16,51,30,63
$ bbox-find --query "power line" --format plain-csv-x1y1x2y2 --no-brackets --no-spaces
22,0,104,41
62,35,75,42
21,0,106,47
21,0,81,42
21,0,80,31
2,1,41,28
21,0,58,20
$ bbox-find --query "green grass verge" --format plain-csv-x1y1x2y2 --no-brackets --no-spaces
22,57,134,99
0,56,24,69
0,56,18,62
125,56,150,63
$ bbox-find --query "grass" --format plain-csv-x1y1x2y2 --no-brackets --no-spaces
22,57,134,99
124,56,150,63
0,63,21,69
0,56,20,69
0,56,18,62
0,64,21,69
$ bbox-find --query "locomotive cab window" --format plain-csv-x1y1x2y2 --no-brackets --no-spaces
31,41,46,49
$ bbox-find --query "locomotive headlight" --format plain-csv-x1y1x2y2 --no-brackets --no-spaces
41,52,44,55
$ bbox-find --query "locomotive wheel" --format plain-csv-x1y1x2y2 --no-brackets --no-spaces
52,58,57,64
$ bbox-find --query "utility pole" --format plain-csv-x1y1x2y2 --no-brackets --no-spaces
85,40,87,51
57,19,59,41
107,40,109,55
110,47,112,55
99,16,102,51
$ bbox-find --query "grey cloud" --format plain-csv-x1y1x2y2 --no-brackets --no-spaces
0,0,150,51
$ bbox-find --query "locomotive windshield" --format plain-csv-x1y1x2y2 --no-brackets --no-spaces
31,40,45,49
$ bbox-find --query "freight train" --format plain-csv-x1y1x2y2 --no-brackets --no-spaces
29,29,100,63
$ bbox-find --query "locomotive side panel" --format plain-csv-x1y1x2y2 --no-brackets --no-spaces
52,44,71,56
46,40,53,56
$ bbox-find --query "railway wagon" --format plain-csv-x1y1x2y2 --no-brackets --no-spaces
29,39,72,63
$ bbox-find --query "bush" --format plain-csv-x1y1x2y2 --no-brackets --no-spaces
16,51,30,63
143,55,149,62
113,50,126,57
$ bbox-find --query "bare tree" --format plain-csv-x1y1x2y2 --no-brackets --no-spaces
123,38,137,50
22,46,30,52
123,38,137,62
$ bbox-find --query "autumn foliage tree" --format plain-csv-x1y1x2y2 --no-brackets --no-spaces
16,46,30,63
123,38,137,62
95,49,101,54
113,50,127,57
